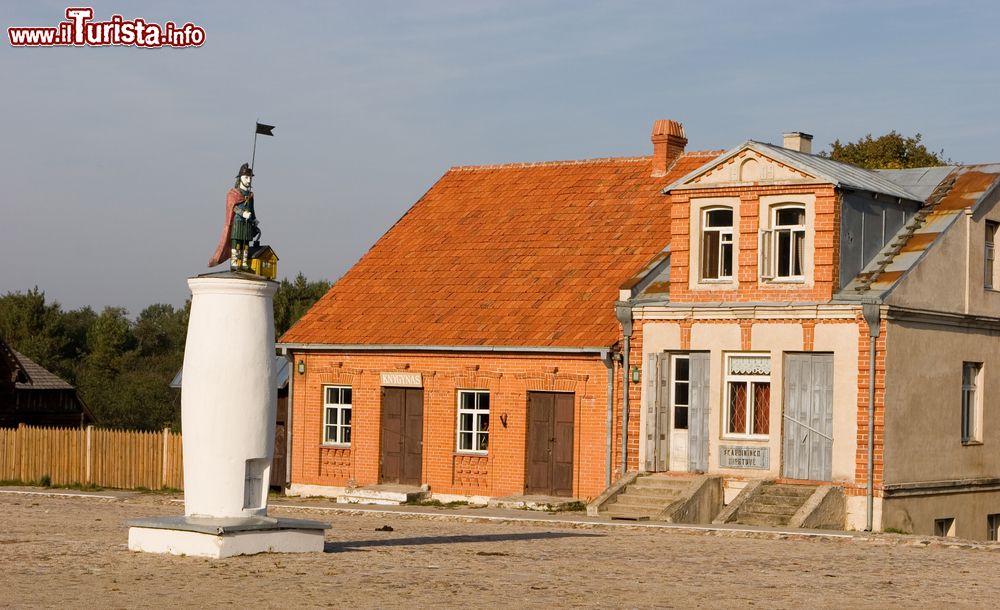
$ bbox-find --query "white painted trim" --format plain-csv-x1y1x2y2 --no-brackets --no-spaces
456,389,490,454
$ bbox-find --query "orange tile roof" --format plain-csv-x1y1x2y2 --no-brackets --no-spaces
281,152,720,348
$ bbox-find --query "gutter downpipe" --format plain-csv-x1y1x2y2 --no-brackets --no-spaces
862,299,881,532
281,347,295,490
615,303,634,479
602,348,615,488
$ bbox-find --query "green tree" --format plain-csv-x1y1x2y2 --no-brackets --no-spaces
133,302,189,359
84,307,133,375
273,273,331,337
820,131,948,169
0,288,66,367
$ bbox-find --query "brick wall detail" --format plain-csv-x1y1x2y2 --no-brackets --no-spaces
668,185,840,302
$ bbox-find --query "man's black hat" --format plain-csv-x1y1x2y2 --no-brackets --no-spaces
236,163,254,178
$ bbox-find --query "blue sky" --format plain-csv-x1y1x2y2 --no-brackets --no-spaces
2,1,998,315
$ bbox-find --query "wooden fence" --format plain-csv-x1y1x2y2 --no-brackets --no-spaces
0,425,183,490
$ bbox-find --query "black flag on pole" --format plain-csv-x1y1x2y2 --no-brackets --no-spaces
255,122,275,136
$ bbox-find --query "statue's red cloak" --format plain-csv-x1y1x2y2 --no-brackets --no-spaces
208,188,244,267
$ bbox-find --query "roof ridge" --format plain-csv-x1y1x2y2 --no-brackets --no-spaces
449,150,721,172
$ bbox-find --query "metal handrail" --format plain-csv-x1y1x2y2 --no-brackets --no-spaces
782,414,832,441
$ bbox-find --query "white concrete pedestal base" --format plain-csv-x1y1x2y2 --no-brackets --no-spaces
127,516,329,559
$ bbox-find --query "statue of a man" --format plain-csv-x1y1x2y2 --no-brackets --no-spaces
208,163,259,272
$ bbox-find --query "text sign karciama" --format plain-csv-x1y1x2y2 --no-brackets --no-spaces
719,445,769,469
380,372,422,388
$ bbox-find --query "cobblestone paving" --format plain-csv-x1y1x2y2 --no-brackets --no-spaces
1,492,999,608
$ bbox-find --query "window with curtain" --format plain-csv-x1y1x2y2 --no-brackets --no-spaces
725,354,770,437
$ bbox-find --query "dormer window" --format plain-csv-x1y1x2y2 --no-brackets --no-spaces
702,208,733,281
761,205,805,280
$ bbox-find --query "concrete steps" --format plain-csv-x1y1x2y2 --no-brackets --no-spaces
600,475,692,521
732,483,816,527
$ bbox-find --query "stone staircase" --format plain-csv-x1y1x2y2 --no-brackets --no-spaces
730,483,816,527
600,475,694,521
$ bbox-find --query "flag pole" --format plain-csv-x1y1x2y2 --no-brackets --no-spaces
250,121,259,189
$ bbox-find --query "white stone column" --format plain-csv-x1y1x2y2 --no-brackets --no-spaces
181,276,278,518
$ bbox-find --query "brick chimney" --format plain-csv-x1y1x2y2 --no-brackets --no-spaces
783,131,813,154
651,120,687,177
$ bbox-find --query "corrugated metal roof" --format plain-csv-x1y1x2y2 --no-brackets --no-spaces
666,141,923,202
838,164,1000,299
876,166,957,200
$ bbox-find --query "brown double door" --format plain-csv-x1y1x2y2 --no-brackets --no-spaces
526,392,575,497
380,387,424,485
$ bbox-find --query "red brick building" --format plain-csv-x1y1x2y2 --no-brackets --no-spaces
282,122,1000,539
279,120,713,501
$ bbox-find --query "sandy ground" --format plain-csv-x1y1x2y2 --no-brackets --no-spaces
2,492,1000,608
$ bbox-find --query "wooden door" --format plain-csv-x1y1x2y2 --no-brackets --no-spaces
525,392,575,496
380,387,424,485
644,353,669,472
783,353,833,481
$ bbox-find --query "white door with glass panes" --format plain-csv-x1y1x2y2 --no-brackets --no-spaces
668,354,690,470
644,353,709,473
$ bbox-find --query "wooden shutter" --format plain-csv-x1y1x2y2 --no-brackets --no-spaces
687,353,710,473
644,353,659,472
656,355,670,472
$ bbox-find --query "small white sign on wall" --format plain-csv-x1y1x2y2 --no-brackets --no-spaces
380,372,422,388
719,445,769,469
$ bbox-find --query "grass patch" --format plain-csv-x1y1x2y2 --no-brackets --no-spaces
884,527,911,535
56,482,105,492
556,501,587,512
134,486,181,494
0,478,106,491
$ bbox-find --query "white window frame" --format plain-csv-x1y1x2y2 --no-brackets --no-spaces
761,205,806,281
322,385,352,446
701,207,734,282
670,354,690,431
986,221,998,290
723,353,771,440
961,362,983,444
456,389,490,454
